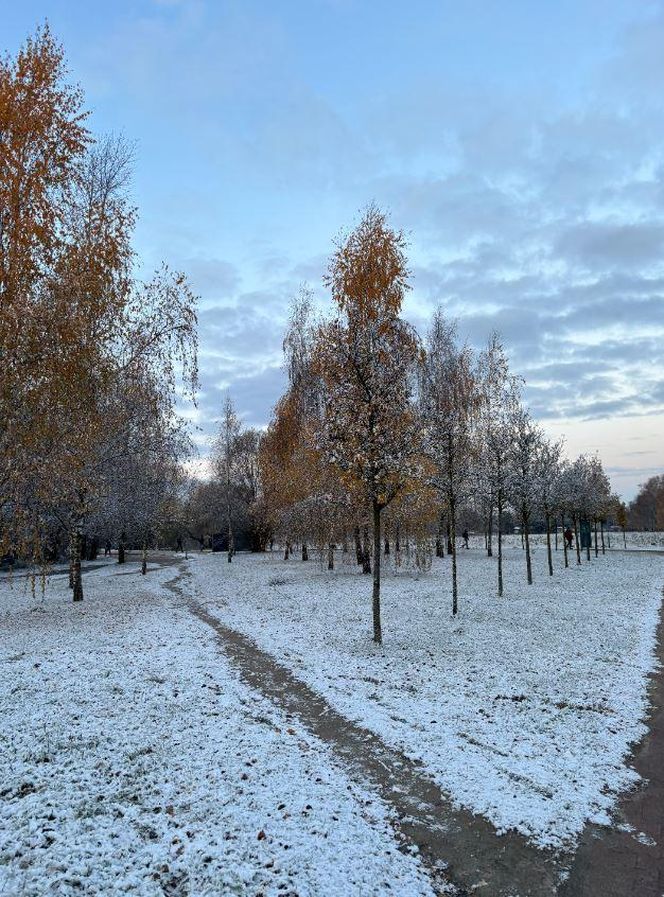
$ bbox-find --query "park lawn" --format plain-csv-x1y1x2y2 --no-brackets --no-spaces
189,539,663,851
0,562,435,897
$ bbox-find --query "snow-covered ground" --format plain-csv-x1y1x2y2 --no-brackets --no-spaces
0,562,436,896
2,544,661,895
188,542,663,851
618,531,664,550
468,531,664,552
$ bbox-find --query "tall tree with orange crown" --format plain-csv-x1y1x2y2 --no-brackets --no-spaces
314,205,421,644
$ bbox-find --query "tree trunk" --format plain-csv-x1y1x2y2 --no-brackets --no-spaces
302,541,308,561
118,532,126,565
284,542,290,561
573,516,581,565
68,532,75,589
487,505,494,557
327,542,334,570
362,525,371,575
450,497,458,615
497,491,504,598
354,526,363,565
555,524,558,552
227,508,233,563
372,501,382,644
545,512,553,577
586,521,591,562
523,505,533,585
141,540,147,575
562,515,569,569
603,524,608,551
435,512,445,558
623,527,626,549
72,518,83,603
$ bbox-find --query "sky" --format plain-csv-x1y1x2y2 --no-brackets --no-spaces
3,0,664,499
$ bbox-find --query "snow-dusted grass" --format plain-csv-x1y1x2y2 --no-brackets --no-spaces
0,562,435,896
619,531,664,550
499,531,664,552
189,543,663,851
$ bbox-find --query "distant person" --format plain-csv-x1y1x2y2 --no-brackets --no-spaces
176,536,183,553
564,527,574,550
104,540,111,557
462,529,470,549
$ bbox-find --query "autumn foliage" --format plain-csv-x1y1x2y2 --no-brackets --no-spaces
1,26,198,598
257,205,619,642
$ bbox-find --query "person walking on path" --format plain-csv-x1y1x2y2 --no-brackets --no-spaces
462,529,470,549
564,527,573,550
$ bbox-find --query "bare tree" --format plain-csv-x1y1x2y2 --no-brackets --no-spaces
214,395,242,562
420,312,477,615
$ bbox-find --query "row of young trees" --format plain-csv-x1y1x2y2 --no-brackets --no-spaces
250,206,619,643
2,27,626,620
1,27,198,598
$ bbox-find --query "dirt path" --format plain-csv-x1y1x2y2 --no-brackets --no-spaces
166,561,566,897
559,587,664,897
164,557,664,896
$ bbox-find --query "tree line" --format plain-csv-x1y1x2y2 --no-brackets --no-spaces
201,207,622,644
627,475,664,532
2,27,629,629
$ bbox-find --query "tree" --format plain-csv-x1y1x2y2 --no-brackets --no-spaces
1,27,199,599
508,406,543,585
476,333,521,597
282,287,322,561
314,205,421,643
615,498,628,547
553,460,573,569
1,25,91,561
628,475,664,532
419,312,477,615
535,437,564,577
213,395,242,562
586,454,611,558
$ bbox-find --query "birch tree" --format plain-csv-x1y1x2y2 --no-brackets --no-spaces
1,25,90,561
419,312,477,615
1,27,199,597
213,395,242,562
508,406,543,585
476,333,521,597
314,205,420,644
535,437,564,577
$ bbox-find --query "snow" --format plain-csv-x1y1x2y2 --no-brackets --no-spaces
620,531,664,550
187,540,663,851
2,542,661,895
0,561,436,896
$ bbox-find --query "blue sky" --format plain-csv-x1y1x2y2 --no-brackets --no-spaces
4,0,664,498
